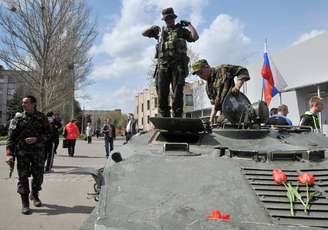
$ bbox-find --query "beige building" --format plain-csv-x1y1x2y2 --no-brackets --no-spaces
134,83,194,131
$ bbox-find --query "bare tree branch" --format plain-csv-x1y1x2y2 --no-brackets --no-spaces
0,0,96,115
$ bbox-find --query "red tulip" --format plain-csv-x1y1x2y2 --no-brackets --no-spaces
207,210,231,221
272,169,288,184
298,173,315,185
221,213,231,221
207,210,221,220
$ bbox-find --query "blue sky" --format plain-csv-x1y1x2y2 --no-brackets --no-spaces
6,0,328,113
81,0,328,113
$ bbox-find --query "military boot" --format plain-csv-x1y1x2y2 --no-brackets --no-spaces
21,194,32,215
30,192,42,207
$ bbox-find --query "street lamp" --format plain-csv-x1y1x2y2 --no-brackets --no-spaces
81,104,85,134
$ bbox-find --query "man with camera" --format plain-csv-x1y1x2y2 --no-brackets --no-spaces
142,7,199,117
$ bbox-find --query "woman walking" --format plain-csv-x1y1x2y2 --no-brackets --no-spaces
63,119,80,157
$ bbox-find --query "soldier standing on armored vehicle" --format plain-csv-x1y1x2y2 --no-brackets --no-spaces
142,7,199,117
192,59,250,124
5,95,50,215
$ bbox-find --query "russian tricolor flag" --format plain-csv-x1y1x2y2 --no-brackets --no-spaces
261,42,287,105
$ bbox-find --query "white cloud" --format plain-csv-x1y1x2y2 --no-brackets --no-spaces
80,85,137,113
90,0,209,81
91,50,153,80
192,14,252,66
86,0,254,112
292,30,326,46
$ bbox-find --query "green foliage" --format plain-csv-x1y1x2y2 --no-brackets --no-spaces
101,111,128,128
7,93,23,121
0,135,8,141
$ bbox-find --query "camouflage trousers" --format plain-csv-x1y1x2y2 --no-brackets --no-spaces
16,150,45,195
156,63,187,117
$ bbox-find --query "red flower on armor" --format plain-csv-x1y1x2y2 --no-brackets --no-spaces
272,168,288,184
298,173,315,185
207,210,231,221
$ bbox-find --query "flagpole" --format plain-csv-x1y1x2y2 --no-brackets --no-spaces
261,38,268,102
279,92,282,105
261,79,264,101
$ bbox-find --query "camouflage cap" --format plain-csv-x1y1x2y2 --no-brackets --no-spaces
162,7,177,20
191,59,209,75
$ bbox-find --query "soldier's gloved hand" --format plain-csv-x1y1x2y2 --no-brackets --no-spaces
180,20,191,27
142,25,160,39
231,87,240,96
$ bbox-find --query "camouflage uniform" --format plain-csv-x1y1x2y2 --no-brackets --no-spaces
206,65,250,111
155,25,194,117
7,111,50,195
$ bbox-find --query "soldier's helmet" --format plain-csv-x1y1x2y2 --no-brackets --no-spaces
192,59,209,75
162,7,177,20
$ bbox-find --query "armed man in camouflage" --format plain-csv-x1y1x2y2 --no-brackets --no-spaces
192,59,250,125
5,95,50,215
142,7,199,117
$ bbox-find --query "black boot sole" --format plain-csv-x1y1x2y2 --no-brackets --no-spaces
21,207,32,215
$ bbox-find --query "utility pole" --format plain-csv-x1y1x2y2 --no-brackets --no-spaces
68,62,75,120
71,65,74,120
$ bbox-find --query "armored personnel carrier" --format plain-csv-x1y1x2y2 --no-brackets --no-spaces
81,93,328,230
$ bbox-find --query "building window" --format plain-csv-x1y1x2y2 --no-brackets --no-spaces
0,76,4,83
154,97,158,108
7,88,15,96
185,94,193,106
141,117,144,125
147,100,150,110
155,113,158,117
147,115,150,124
8,76,16,83
141,103,144,112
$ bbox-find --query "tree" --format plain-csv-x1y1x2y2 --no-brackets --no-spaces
6,92,22,121
0,0,96,114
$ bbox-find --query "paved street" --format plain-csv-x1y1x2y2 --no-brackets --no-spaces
0,137,122,230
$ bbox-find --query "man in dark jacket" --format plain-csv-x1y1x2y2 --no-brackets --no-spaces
125,113,137,144
44,112,62,172
102,118,116,158
5,95,50,214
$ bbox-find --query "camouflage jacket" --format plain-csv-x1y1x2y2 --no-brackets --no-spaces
7,111,51,153
158,24,193,65
206,64,250,111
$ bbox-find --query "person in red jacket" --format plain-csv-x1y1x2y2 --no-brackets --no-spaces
63,119,80,157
